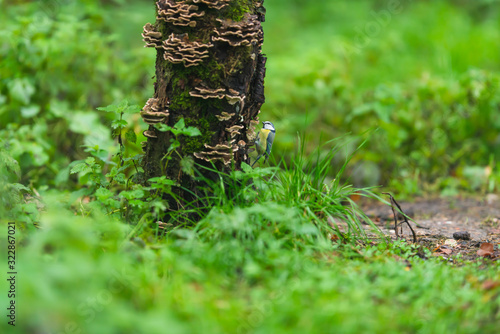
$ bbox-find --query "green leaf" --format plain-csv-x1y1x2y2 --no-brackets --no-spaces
21,105,41,118
120,189,145,200
149,176,177,186
241,162,253,173
180,156,195,176
174,118,185,130
8,78,35,105
169,139,180,152
10,183,31,193
182,126,201,137
124,105,141,114
85,157,96,165
0,151,21,181
111,119,128,129
155,123,172,132
97,104,119,113
125,129,137,143
70,162,92,174
96,187,114,201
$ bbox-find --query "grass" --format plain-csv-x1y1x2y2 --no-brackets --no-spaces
1,138,500,333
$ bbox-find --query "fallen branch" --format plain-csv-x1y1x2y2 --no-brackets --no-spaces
383,193,417,243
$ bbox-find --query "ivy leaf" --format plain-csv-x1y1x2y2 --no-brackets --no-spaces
125,129,137,143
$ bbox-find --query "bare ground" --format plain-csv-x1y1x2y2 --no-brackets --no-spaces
357,196,500,262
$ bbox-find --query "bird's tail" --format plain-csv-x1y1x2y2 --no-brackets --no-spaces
251,154,264,168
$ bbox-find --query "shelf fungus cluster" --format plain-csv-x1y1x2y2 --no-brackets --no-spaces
142,23,163,48
213,14,263,47
141,98,169,139
163,33,213,67
194,144,233,166
190,85,245,110
192,0,231,10
194,122,247,165
215,112,235,122
156,0,205,28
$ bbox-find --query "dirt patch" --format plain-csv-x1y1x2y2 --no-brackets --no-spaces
359,196,500,263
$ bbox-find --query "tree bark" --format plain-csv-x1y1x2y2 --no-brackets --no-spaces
141,0,266,211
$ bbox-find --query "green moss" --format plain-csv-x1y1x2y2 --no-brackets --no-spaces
183,117,215,155
169,89,192,110
183,57,225,86
222,0,254,21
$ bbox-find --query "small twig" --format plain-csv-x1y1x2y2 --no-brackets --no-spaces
383,193,417,243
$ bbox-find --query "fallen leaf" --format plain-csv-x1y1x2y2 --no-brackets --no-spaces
481,280,500,291
433,245,453,256
349,194,361,202
477,243,494,257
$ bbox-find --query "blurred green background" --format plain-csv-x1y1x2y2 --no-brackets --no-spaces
1,0,500,194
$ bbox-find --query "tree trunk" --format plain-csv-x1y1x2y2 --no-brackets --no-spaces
141,0,266,211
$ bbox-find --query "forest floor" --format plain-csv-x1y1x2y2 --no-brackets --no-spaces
357,196,500,263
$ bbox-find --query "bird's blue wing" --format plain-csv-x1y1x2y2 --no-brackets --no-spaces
264,131,275,162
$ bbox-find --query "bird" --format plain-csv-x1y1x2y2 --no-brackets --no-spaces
251,121,275,167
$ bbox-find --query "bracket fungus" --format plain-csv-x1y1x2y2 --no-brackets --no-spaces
190,85,245,110
140,98,169,125
189,86,227,100
226,125,244,138
143,130,158,139
156,0,205,28
142,23,163,48
163,33,213,67
213,14,262,47
194,143,233,165
215,111,235,121
192,0,231,10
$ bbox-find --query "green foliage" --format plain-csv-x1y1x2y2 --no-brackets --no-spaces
263,0,500,195
0,0,152,187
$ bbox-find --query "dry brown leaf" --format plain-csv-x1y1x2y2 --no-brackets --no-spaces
477,243,494,257
349,194,361,202
481,280,500,291
432,245,453,256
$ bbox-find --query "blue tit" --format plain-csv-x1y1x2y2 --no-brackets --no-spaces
251,121,275,167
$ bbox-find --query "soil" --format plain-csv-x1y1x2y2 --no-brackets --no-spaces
358,195,500,263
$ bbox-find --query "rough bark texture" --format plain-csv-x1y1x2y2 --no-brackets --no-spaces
141,0,266,210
